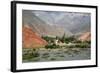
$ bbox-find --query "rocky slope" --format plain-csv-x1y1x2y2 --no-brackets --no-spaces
22,26,48,49
78,32,91,42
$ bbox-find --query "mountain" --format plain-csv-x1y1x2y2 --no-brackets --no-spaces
22,10,72,37
22,26,48,49
77,32,91,42
57,14,91,34
32,11,91,34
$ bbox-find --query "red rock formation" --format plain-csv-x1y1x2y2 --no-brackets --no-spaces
78,32,91,42
22,26,48,49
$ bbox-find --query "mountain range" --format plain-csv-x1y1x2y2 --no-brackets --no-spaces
32,10,91,34
23,10,91,36
22,10,91,48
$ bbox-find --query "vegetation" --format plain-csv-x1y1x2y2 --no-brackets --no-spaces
43,34,90,49
50,58,56,61
42,53,49,58
61,34,76,43
23,49,39,60
42,36,55,43
45,44,60,49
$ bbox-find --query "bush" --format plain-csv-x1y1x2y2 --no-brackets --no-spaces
50,58,56,61
60,36,76,44
45,44,60,49
73,40,82,43
75,43,90,48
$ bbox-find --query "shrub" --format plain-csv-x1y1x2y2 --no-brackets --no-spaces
60,36,76,44
45,44,60,49
50,58,56,61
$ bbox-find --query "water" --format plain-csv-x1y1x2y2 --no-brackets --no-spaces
22,48,91,63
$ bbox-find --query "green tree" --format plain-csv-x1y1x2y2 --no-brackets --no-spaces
61,33,66,43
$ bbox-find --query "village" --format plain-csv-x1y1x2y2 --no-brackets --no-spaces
43,32,91,49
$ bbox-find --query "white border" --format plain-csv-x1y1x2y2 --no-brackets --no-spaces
16,4,96,70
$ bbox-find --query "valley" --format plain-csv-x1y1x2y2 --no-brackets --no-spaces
22,10,91,63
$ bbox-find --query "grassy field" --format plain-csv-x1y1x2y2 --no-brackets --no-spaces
22,47,90,63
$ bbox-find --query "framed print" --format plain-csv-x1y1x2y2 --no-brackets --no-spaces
11,1,98,72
